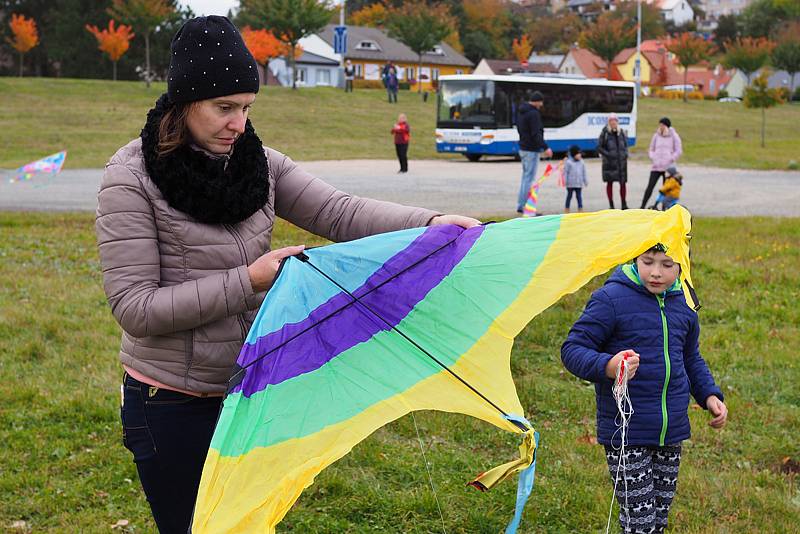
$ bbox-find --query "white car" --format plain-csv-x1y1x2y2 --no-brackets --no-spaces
718,97,742,103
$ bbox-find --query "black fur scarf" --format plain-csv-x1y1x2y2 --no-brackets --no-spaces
140,93,269,225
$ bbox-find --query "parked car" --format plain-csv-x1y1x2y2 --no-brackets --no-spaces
718,97,742,103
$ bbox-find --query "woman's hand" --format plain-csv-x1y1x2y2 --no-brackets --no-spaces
605,349,640,380
429,214,482,229
706,395,728,429
247,245,305,293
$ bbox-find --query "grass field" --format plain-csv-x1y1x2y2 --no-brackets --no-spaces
1,211,798,533
1,77,798,170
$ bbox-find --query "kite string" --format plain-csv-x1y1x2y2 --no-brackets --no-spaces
606,354,633,534
411,412,447,534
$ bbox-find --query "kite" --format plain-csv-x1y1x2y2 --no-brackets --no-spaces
9,150,67,184
192,207,696,533
522,161,562,217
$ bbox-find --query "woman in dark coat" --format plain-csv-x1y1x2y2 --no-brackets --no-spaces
597,113,629,209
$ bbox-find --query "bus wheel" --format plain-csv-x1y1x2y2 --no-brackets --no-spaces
465,154,482,162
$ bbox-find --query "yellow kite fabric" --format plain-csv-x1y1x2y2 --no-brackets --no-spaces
193,207,695,533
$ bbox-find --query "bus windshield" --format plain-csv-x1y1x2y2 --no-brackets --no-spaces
437,80,496,128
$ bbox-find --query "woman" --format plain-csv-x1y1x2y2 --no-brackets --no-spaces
597,113,629,209
391,113,410,173
642,117,682,209
96,16,478,533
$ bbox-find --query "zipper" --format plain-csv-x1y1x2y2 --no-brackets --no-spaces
225,224,250,338
657,294,671,446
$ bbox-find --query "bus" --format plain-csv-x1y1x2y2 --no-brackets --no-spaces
435,74,636,161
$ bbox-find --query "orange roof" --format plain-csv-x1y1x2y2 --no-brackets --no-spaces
567,47,608,78
685,67,733,95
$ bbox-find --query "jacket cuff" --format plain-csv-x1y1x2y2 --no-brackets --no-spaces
235,265,262,311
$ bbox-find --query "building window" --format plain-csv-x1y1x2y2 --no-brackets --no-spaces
317,69,331,86
355,63,363,78
432,68,440,80
427,45,445,55
455,69,463,75
296,68,306,85
356,40,382,51
407,67,415,80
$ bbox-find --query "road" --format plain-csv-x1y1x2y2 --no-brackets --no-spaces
2,158,798,217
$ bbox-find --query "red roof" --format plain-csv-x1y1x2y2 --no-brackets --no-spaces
566,47,608,78
685,67,733,96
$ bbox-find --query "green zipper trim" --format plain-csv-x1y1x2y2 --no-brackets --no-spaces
657,294,670,446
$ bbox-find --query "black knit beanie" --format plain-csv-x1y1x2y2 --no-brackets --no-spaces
167,16,259,103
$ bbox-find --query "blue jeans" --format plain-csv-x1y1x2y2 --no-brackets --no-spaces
121,373,222,533
517,150,540,211
565,187,583,209
655,193,678,210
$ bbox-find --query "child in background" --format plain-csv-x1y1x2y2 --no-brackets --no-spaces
561,245,727,534
651,166,683,211
564,145,588,213
391,113,410,173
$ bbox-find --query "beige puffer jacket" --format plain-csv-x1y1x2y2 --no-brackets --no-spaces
96,138,438,394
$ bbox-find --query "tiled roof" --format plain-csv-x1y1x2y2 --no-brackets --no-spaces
483,58,558,74
565,47,608,78
317,24,473,67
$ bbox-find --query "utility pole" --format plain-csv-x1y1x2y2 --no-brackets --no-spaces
635,0,642,97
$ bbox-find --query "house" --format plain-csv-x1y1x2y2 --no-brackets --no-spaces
473,58,558,76
317,24,472,91
262,34,344,88
612,45,682,86
646,0,695,27
567,0,617,22
725,68,796,98
527,53,565,71
698,0,754,19
683,64,734,96
558,47,609,78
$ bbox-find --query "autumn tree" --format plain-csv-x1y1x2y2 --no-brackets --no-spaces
527,11,584,54
744,71,784,147
108,0,175,87
772,26,800,94
723,37,775,84
349,2,389,28
667,33,716,102
7,14,39,77
387,0,455,93
512,35,532,63
610,0,665,41
86,20,135,81
461,0,512,61
239,0,333,90
579,12,636,79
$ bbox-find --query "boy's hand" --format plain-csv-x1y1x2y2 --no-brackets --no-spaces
605,350,639,380
706,396,728,428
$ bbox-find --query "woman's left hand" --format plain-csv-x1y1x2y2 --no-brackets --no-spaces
706,395,728,429
429,214,482,229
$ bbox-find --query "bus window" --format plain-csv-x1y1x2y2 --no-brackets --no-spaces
437,80,496,127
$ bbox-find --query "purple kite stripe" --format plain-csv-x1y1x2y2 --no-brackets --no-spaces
232,224,485,397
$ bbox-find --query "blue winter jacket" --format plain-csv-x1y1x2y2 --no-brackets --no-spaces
561,265,723,447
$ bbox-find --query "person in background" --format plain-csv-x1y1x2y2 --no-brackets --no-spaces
391,113,410,173
642,117,682,209
344,59,355,93
651,166,683,211
515,90,553,213
386,66,399,103
597,113,629,209
563,145,588,213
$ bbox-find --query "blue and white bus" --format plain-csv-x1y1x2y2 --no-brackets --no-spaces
435,74,636,161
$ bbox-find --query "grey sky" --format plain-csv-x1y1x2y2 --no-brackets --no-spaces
180,0,239,17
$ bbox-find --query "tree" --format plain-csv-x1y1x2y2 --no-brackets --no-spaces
714,14,740,49
527,11,584,54
387,0,454,93
512,35,532,63
667,33,715,102
7,13,39,76
609,1,665,41
744,71,784,147
462,0,512,59
349,2,389,27
772,27,800,94
239,0,333,90
108,0,175,88
740,0,800,39
86,20,135,81
723,37,775,84
579,12,636,79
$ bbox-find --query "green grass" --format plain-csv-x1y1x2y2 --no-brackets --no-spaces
1,212,798,533
1,77,798,170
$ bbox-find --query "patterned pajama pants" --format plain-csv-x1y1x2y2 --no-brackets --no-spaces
604,444,682,534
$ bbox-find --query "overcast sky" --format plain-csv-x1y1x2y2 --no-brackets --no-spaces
180,0,344,17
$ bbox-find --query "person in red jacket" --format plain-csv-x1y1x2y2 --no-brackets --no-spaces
391,113,411,173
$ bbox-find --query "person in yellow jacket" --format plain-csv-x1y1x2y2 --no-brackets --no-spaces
650,166,682,210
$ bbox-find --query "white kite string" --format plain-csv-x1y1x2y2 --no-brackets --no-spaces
411,412,448,534
606,354,634,534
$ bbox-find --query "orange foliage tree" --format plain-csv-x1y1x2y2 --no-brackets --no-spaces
108,0,175,87
7,14,40,77
512,35,532,63
666,33,715,102
86,20,135,81
349,2,389,28
241,26,302,86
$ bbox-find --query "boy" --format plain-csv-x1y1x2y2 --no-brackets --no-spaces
650,166,682,211
564,145,588,213
561,245,727,534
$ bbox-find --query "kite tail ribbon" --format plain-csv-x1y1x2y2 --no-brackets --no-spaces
468,414,539,534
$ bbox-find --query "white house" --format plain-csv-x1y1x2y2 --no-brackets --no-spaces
647,0,694,27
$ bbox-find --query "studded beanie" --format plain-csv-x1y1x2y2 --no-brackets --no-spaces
167,16,259,103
